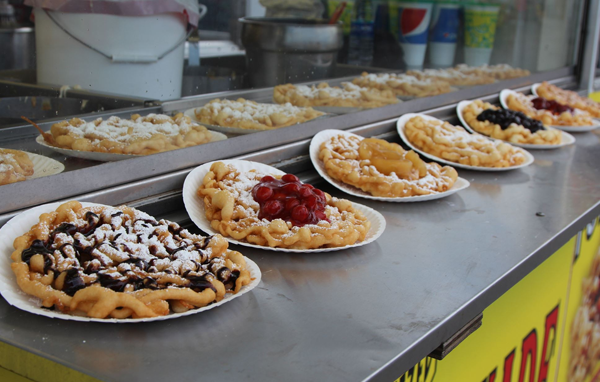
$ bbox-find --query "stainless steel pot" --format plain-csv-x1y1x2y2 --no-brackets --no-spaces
240,18,343,88
0,26,35,71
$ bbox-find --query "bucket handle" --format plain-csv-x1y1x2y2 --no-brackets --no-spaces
43,5,207,63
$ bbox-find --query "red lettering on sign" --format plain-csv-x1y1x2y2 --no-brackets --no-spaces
503,350,516,382
519,330,538,382
489,369,497,382
537,305,559,382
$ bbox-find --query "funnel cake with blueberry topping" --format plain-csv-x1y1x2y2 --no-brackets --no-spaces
463,100,562,145
10,201,251,319
319,135,458,197
197,162,371,249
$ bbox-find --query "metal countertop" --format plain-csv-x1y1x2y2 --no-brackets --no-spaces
0,131,599,382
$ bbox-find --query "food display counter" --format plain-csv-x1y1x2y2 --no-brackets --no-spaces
2,0,600,381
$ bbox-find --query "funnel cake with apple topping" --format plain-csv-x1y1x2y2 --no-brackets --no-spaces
0,148,34,186
463,100,562,145
197,162,371,249
319,135,458,197
47,113,214,155
405,116,527,168
10,201,251,319
273,82,399,108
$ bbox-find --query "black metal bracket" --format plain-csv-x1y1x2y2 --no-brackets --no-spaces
428,313,483,360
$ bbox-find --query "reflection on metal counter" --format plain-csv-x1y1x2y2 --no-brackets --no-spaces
240,17,343,87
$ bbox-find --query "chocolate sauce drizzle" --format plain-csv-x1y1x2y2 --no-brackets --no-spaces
21,209,236,297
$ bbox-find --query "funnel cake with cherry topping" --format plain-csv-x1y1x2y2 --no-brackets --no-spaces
197,162,371,249
194,98,324,130
463,100,562,145
319,135,458,197
405,116,527,168
10,201,252,319
536,81,600,118
47,113,214,155
0,148,34,186
273,82,399,108
351,72,452,97
505,92,594,127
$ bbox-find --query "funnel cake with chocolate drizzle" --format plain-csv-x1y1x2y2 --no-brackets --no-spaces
197,162,371,249
10,201,252,319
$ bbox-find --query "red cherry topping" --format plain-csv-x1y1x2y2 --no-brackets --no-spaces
531,97,574,115
251,173,329,227
282,174,299,183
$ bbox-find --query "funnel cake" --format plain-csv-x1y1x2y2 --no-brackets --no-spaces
506,92,594,127
407,68,495,86
454,64,531,80
0,148,34,186
351,72,452,97
536,81,600,118
194,98,324,130
10,201,251,319
273,82,399,108
463,100,562,145
404,116,527,168
47,113,214,155
318,135,458,197
197,162,371,249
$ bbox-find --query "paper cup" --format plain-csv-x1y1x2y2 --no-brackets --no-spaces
463,4,499,66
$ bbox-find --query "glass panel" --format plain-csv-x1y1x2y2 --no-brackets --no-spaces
0,0,585,197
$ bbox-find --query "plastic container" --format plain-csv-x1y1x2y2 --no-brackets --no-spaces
34,9,192,100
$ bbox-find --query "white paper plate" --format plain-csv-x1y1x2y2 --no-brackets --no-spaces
309,129,470,202
184,107,330,134
183,159,386,253
18,151,64,180
531,83,540,97
456,100,575,149
36,131,228,162
396,113,534,172
499,89,600,133
0,201,261,323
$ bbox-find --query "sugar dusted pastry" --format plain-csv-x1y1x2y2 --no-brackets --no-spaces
319,135,458,197
506,92,594,127
352,72,453,97
536,81,600,118
197,162,371,249
10,201,252,319
273,82,399,108
0,148,34,186
404,116,527,168
454,64,530,80
194,98,324,130
407,68,495,86
463,100,562,145
47,113,215,155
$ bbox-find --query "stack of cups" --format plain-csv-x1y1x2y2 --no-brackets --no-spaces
389,0,433,69
463,3,500,66
428,1,460,67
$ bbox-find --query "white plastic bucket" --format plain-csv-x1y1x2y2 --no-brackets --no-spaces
34,8,193,100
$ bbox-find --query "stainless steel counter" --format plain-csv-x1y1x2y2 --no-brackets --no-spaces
0,122,599,381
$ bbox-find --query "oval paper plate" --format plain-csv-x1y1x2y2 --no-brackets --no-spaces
182,159,386,253
499,89,600,133
36,131,228,162
309,129,470,202
396,113,534,172
456,100,575,149
0,201,261,323
22,151,64,180
531,83,541,97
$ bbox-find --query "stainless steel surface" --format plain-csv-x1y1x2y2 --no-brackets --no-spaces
0,69,575,217
0,26,34,70
240,17,343,87
0,115,599,382
579,0,600,93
